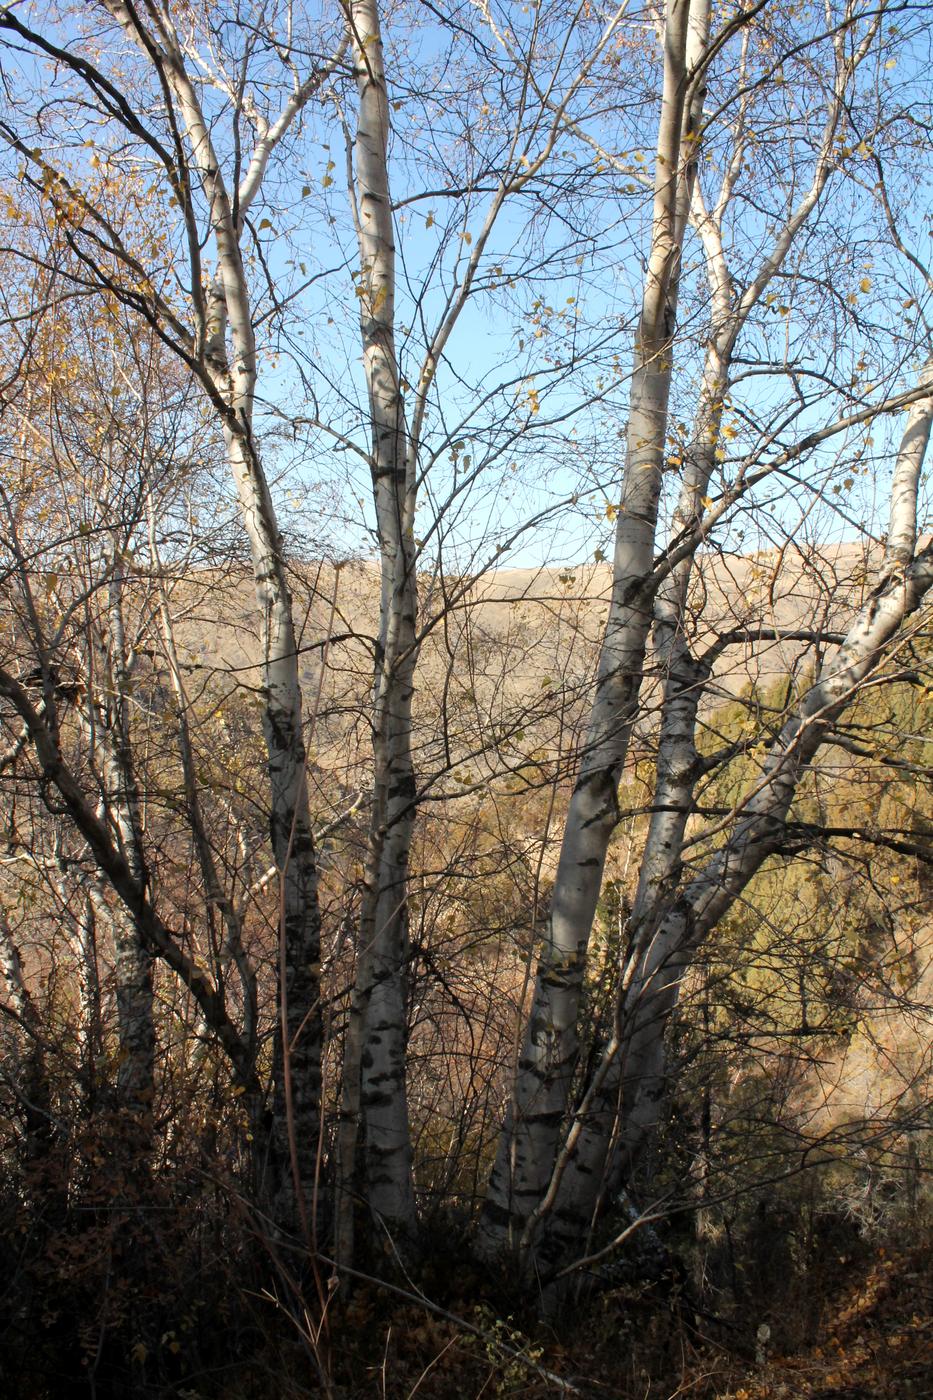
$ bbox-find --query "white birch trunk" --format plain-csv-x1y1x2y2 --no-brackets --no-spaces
81,552,156,1133
90,0,328,1226
341,0,419,1246
0,660,258,1093
480,0,710,1261
224,429,324,1228
0,908,55,1164
538,362,933,1263
75,884,103,1111
483,8,882,1267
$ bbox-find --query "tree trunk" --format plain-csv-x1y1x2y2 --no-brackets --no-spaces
94,0,326,1234
480,0,710,1265
538,362,933,1263
342,0,419,1250
0,909,55,1169
85,552,156,1139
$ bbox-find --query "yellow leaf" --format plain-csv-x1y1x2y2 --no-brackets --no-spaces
860,276,871,292
425,211,434,228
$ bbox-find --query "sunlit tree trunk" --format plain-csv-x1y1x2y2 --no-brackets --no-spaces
478,0,902,1273
96,0,327,1227
339,0,419,1250
531,6,887,1266
540,356,933,1267
480,0,710,1265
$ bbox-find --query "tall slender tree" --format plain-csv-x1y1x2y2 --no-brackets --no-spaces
0,0,346,1224
480,0,933,1279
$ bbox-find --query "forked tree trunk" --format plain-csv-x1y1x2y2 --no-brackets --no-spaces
479,0,892,1273
531,8,890,1263
479,0,710,1264
99,0,328,1228
535,361,933,1265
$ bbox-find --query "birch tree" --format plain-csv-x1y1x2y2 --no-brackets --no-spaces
0,254,263,1113
0,0,929,1308
480,0,713,1261
479,0,933,1277
333,0,640,1252
0,0,347,1224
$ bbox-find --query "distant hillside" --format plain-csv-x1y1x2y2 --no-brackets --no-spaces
168,541,882,787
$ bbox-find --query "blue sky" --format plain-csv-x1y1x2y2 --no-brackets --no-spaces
1,0,930,576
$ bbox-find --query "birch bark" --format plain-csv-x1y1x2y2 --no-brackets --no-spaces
93,0,329,1226
341,0,419,1245
480,0,710,1262
0,660,257,1092
332,0,633,1260
80,549,156,1134
538,356,933,1269
0,907,55,1166
528,8,889,1262
480,1,890,1270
